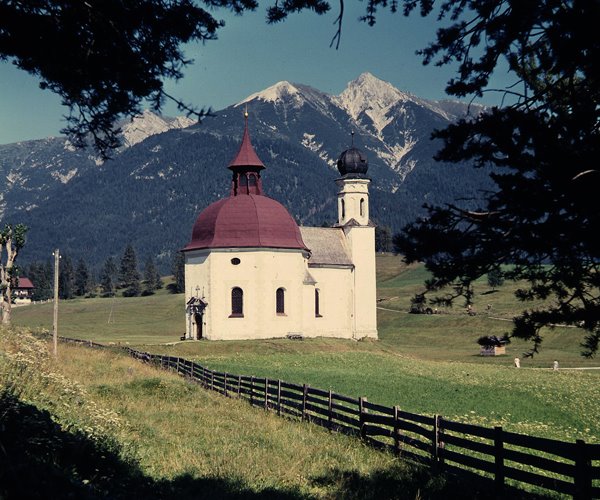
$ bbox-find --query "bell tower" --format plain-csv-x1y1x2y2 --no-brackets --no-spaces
335,134,378,339
228,110,266,197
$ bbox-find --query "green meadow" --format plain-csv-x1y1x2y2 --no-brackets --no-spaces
12,254,600,446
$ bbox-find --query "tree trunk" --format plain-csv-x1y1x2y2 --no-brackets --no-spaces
1,236,18,326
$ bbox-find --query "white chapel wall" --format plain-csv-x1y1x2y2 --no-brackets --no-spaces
303,266,354,338
199,248,308,340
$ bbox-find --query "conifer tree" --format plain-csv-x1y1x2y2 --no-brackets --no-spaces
487,268,504,291
120,245,140,297
26,261,52,301
42,260,53,300
74,258,92,297
375,225,392,253
142,256,162,296
171,252,185,294
58,255,75,300
100,257,117,297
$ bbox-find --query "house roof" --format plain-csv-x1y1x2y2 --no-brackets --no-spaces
300,227,353,267
15,277,34,289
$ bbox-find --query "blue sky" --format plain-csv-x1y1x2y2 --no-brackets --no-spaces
0,4,511,144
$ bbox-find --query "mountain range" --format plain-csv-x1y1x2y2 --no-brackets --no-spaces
0,73,494,272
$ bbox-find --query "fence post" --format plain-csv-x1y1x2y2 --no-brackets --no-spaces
238,375,242,397
264,378,269,410
277,380,282,416
393,406,400,456
302,384,308,421
224,373,228,397
176,357,180,374
494,426,504,493
210,371,215,391
359,397,367,440
250,376,255,406
328,390,333,430
432,414,440,465
574,439,592,500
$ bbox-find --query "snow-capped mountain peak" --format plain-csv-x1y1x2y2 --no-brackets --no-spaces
237,81,302,107
121,110,195,147
335,72,411,122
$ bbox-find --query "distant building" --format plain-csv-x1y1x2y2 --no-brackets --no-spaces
182,116,377,341
13,277,34,303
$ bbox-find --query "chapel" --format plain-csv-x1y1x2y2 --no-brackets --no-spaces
182,114,377,341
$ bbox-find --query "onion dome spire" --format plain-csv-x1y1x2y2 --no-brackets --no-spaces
228,109,265,196
337,131,368,178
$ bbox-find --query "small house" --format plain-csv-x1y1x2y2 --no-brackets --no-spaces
13,277,34,304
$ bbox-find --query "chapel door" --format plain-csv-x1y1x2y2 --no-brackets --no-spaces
194,313,203,340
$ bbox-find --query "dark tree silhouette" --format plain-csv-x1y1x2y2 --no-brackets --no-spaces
0,0,258,156
381,1,599,357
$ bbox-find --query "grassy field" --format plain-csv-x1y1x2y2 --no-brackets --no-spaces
2,327,514,499
12,255,600,446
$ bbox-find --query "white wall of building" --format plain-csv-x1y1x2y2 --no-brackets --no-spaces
187,248,311,340
303,266,354,338
185,248,361,340
345,226,378,338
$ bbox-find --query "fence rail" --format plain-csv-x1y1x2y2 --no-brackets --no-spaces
59,336,599,499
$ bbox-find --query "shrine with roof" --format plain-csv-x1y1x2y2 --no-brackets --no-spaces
182,115,377,340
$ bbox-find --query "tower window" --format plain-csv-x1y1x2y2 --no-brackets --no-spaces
341,199,345,220
276,287,285,315
360,198,365,217
238,174,248,195
315,289,322,317
231,287,243,317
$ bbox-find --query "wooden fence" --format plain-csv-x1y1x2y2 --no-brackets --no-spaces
59,337,600,499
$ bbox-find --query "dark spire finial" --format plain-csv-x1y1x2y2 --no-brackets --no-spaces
351,130,355,147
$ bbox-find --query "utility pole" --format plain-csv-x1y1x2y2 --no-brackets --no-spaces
52,249,60,356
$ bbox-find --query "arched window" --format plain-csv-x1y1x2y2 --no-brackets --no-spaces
315,289,321,317
276,287,285,315
341,199,345,220
360,198,365,217
248,173,259,194
231,287,243,317
238,174,248,195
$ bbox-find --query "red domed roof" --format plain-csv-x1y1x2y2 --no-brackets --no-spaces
184,194,308,251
